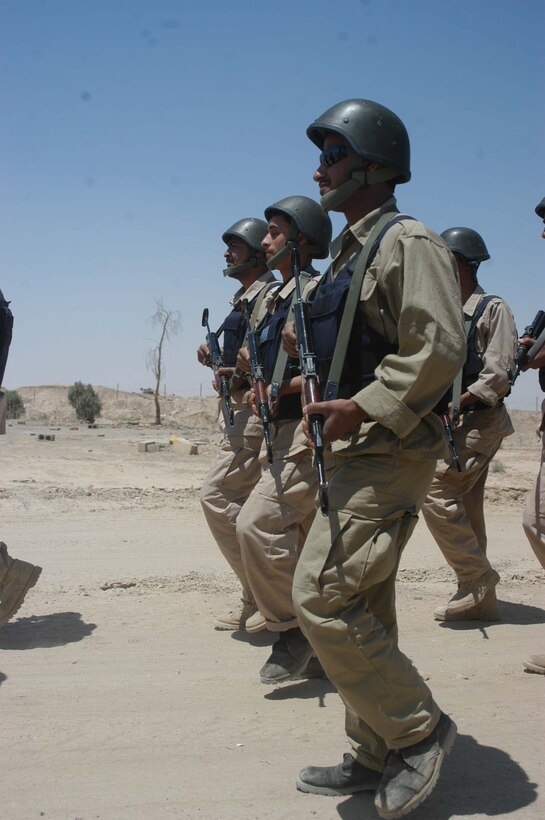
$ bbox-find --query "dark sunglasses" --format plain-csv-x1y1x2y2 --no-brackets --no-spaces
319,145,348,167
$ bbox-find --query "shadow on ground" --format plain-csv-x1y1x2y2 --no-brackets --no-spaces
335,733,537,820
0,612,96,649
0,671,6,686
230,629,274,647
264,676,337,707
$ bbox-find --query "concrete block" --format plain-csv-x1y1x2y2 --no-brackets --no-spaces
170,435,199,456
138,440,167,453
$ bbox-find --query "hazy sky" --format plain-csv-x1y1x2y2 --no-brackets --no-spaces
1,0,544,409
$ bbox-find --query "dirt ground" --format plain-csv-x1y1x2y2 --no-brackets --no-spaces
1,391,544,819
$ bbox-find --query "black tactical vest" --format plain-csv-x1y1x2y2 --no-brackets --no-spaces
309,254,397,397
259,286,302,421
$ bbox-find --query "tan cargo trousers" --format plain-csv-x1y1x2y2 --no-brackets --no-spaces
293,450,440,772
421,441,501,583
236,419,318,631
523,420,545,571
200,406,264,602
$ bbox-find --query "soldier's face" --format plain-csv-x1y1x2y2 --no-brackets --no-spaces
262,214,291,263
313,133,351,196
224,238,251,268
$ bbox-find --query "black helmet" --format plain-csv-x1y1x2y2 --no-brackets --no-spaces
535,198,545,219
264,195,332,260
222,218,268,254
440,227,490,264
222,217,268,278
307,99,411,185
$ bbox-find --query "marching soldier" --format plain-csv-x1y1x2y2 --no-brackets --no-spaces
520,197,545,673
235,196,332,683
289,99,466,819
0,287,42,627
198,220,276,631
422,228,517,621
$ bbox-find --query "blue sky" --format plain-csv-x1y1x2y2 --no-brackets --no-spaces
1,0,544,409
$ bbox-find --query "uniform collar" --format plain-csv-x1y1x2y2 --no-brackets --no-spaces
463,284,485,314
230,270,277,307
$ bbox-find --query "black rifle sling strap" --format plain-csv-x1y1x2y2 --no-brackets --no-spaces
324,213,413,401
451,293,497,420
270,270,313,402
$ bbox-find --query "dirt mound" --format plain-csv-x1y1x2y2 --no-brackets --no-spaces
15,384,220,429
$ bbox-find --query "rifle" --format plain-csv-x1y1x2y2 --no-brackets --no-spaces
242,300,274,464
510,310,545,384
201,308,234,426
290,244,329,516
441,413,463,472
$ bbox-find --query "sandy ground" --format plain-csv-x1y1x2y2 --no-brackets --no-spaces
1,399,544,820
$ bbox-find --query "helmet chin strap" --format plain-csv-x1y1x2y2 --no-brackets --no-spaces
265,220,299,272
223,256,260,278
266,244,290,271
320,151,398,212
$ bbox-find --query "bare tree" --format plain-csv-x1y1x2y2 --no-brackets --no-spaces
146,299,181,425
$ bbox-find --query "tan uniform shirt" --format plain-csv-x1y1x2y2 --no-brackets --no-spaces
328,197,466,459
455,286,516,454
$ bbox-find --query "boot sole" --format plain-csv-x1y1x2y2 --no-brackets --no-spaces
376,718,457,819
523,661,545,674
0,565,42,626
296,777,378,796
434,602,501,622
245,620,267,634
260,649,315,685
214,623,243,631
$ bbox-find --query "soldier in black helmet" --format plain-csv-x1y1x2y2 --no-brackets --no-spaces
198,218,277,632
519,197,545,674
0,287,42,627
422,228,517,622
287,100,466,819
235,195,332,682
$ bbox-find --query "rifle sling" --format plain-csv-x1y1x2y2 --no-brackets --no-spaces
451,294,498,419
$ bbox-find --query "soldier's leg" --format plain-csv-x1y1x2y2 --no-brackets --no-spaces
522,432,545,571
463,461,490,554
200,428,264,630
422,445,498,582
237,445,317,630
0,542,42,628
294,453,441,770
237,421,319,682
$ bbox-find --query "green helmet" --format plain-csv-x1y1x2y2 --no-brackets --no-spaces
440,227,490,264
307,99,410,211
535,198,545,219
222,217,268,278
264,195,332,261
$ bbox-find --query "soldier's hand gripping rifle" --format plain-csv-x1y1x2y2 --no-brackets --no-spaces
242,300,274,464
201,308,234,426
510,310,545,384
290,244,329,516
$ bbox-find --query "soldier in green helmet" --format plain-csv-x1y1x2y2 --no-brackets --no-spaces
422,227,517,622
198,218,277,632
235,195,332,683
0,286,42,627
519,197,545,674
286,99,466,819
